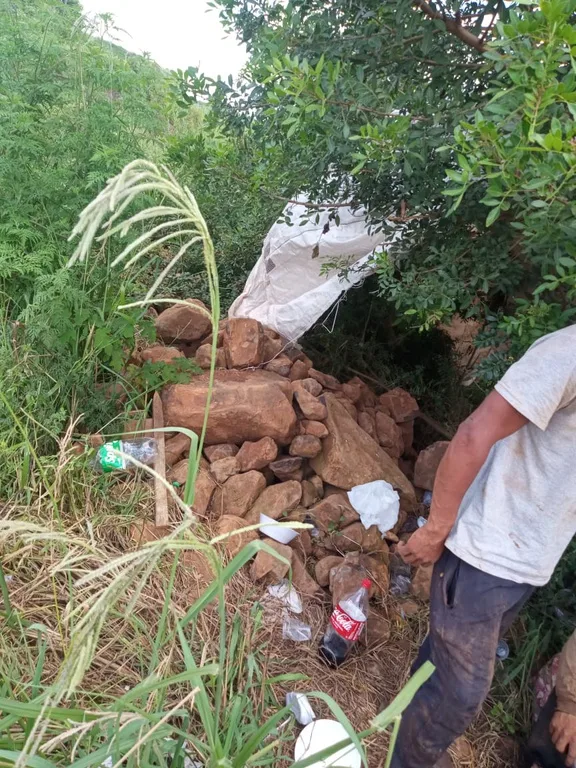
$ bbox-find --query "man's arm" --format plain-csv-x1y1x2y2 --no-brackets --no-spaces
397,390,528,566
551,631,576,766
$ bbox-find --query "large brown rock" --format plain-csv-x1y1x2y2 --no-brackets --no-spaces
379,388,419,422
357,411,377,441
375,412,404,459
223,318,265,369
163,370,297,446
211,470,267,517
412,564,434,601
294,388,327,421
288,359,310,381
155,300,211,344
192,467,218,516
308,368,341,391
301,479,321,508
264,355,293,377
263,335,284,361
347,376,377,409
291,552,322,595
301,420,329,439
326,522,389,555
292,378,322,397
289,435,322,459
342,379,363,404
290,529,313,559
140,345,184,365
165,432,191,466
236,437,278,472
310,494,359,532
315,555,345,587
205,443,239,463
333,393,358,421
310,395,416,506
215,514,258,558
269,456,303,482
195,344,226,370
249,480,302,520
167,458,192,486
250,540,293,583
414,441,450,490
210,456,241,484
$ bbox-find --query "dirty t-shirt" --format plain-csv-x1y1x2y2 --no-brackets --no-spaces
446,325,576,586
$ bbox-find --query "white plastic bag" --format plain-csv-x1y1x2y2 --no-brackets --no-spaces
267,579,303,614
347,480,399,535
286,692,316,725
229,197,403,341
282,613,312,642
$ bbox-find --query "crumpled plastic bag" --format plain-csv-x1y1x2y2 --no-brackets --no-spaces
286,692,316,725
282,613,312,642
348,480,399,535
267,579,303,614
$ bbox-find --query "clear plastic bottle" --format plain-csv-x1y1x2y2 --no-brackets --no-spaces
319,578,371,667
94,438,157,473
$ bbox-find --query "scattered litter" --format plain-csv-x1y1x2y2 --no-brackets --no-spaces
100,759,113,768
348,480,399,535
267,579,303,614
319,579,370,668
422,490,433,507
286,692,316,725
390,556,412,597
282,613,312,642
259,513,299,544
496,639,510,661
294,719,362,768
94,438,157,473
417,516,428,528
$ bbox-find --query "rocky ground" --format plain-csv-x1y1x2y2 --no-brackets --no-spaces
95,298,511,767
128,300,451,616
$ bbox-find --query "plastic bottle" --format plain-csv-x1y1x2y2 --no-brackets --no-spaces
94,438,157,473
319,578,371,667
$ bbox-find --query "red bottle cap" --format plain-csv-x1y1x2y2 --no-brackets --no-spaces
362,578,372,589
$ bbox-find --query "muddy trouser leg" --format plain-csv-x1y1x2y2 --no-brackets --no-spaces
390,549,534,768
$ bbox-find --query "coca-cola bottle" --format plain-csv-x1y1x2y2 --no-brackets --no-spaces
319,578,371,667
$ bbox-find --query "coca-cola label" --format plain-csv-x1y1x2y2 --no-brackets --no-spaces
330,604,365,641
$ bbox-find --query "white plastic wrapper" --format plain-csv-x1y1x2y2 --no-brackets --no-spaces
282,613,312,642
348,480,399,535
267,579,303,614
286,692,316,725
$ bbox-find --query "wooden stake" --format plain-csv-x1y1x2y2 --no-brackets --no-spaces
153,392,169,528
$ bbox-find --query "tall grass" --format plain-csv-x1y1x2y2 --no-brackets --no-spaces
0,161,433,767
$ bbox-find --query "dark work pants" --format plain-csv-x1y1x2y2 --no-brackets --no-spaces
390,549,534,768
527,691,567,768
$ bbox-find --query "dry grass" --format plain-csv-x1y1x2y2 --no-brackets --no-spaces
0,467,521,768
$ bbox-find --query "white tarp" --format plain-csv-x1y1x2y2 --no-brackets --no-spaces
229,198,403,341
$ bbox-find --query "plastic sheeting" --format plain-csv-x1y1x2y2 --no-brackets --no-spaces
229,198,402,341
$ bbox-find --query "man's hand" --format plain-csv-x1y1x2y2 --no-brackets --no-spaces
550,710,576,766
397,526,446,566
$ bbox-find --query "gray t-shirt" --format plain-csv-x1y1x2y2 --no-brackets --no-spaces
446,325,576,586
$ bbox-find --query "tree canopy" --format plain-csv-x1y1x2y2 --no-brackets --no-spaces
188,0,576,380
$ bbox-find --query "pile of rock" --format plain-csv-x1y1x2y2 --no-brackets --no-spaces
136,300,449,618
